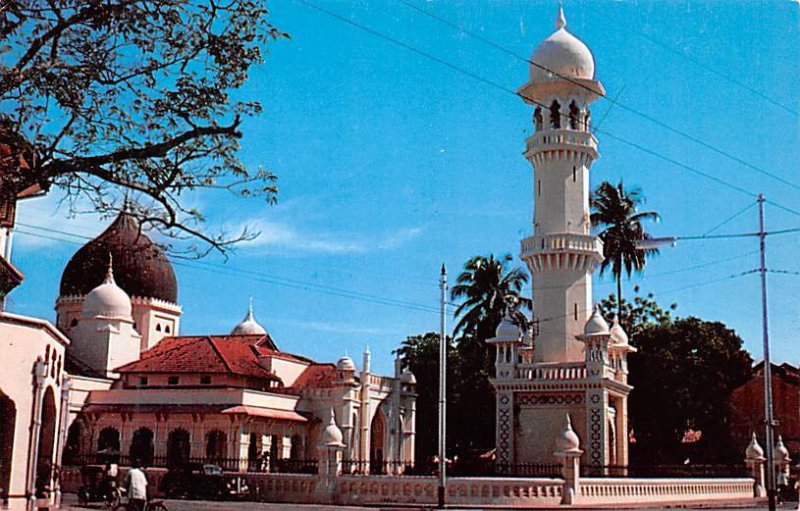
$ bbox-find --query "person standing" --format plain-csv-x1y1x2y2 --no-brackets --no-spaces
124,463,148,511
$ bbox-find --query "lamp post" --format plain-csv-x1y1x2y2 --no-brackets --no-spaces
634,193,775,511
437,263,447,509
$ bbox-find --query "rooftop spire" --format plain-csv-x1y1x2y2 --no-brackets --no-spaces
247,296,255,320
103,253,116,285
556,3,567,30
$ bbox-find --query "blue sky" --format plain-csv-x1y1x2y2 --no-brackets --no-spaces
11,0,800,376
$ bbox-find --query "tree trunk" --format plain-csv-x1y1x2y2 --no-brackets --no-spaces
616,274,622,321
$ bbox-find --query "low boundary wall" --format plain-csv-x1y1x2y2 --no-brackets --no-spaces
59,466,755,507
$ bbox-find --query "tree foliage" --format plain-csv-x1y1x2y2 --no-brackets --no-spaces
590,180,659,313
628,317,753,464
0,0,288,254
597,285,675,338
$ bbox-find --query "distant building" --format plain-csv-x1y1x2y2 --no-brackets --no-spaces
729,362,800,459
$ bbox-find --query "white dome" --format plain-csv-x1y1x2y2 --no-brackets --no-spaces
745,432,764,460
556,414,581,454
82,262,132,319
231,300,267,335
336,355,356,371
610,319,629,344
319,408,345,448
529,7,595,83
494,312,521,341
583,307,610,335
401,368,417,385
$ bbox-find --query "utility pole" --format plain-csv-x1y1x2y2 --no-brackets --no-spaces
758,194,776,511
438,263,447,509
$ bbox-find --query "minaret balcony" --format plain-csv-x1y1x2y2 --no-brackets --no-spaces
520,233,604,272
524,129,598,162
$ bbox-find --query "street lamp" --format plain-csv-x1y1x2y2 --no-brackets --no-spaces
632,194,776,511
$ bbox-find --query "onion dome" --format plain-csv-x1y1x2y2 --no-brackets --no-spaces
610,319,629,344
82,259,132,319
529,6,595,83
556,414,581,454
319,408,345,448
400,368,417,385
336,355,356,372
494,311,521,341
775,436,791,463
231,299,267,335
745,432,764,460
583,307,610,335
60,211,177,303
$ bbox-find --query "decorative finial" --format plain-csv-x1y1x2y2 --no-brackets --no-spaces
103,253,116,285
248,297,254,316
556,3,567,30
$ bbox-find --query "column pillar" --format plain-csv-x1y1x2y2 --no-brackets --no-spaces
495,390,514,471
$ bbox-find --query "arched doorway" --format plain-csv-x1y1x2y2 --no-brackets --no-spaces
35,387,57,496
370,409,386,474
97,427,121,463
129,428,154,466
205,430,227,461
0,390,16,501
166,429,190,467
63,420,87,466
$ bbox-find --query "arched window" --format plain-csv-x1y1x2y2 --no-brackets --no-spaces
64,420,87,465
70,318,78,328
0,390,17,495
97,427,120,463
165,324,171,334
533,107,543,131
549,100,561,129
129,427,155,466
206,430,227,460
584,110,591,131
156,324,162,332
166,428,190,467
569,101,580,129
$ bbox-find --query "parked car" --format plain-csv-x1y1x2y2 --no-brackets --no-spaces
159,463,249,500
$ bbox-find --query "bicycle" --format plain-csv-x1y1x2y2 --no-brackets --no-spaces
112,488,168,511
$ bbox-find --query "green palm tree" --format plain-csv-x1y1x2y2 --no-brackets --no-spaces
590,180,660,320
451,254,532,342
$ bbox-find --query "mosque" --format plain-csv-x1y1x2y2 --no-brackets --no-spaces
0,208,417,510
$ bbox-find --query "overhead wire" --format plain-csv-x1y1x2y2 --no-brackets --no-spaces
396,0,800,192
293,0,800,220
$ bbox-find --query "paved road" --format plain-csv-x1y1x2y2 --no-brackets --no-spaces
58,494,796,510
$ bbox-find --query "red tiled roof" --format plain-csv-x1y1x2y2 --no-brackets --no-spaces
115,335,307,381
288,363,341,390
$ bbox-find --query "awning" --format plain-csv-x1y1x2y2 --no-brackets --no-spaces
82,404,227,414
221,406,308,422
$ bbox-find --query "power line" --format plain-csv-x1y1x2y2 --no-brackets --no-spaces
579,2,799,118
703,202,757,236
293,0,800,220
397,0,800,192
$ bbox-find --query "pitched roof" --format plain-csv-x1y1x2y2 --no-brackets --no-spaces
288,363,342,390
115,334,301,380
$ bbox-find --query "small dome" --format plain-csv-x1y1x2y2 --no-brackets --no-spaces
60,211,178,303
745,432,764,460
494,312,521,341
319,408,345,448
82,261,132,319
556,414,581,454
401,368,417,385
610,319,629,344
336,355,356,372
529,6,595,83
584,307,610,335
231,300,267,335
776,435,791,463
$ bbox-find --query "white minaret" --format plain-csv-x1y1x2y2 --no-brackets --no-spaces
518,7,605,363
